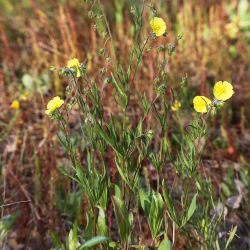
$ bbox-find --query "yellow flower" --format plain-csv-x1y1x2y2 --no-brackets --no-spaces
150,17,166,37
171,100,181,111
45,96,64,115
193,96,212,113
10,100,20,110
20,91,29,101
213,81,234,101
225,17,239,39
67,58,81,77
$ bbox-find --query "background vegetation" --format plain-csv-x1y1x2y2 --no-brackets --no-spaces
0,0,250,249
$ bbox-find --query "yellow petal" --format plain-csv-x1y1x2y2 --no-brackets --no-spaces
10,100,20,110
67,58,81,78
213,81,234,101
46,96,64,115
67,58,80,68
171,100,181,111
150,17,166,37
45,109,51,115
193,96,212,113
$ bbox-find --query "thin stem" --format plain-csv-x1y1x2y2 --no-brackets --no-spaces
173,221,176,246
97,0,117,65
131,35,151,84
69,71,86,112
59,116,77,168
157,174,160,193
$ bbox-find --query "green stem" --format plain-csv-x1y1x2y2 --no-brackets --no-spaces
157,174,160,193
97,0,117,65
92,205,97,237
131,35,151,84
59,116,77,168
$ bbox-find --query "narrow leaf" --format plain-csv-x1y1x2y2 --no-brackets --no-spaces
181,193,198,227
186,193,197,222
112,196,131,243
158,233,171,250
162,180,177,223
96,206,108,237
225,226,237,249
80,236,108,249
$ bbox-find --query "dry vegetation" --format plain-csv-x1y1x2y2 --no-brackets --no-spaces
0,0,250,249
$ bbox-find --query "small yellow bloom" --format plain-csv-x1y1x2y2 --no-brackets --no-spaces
225,17,239,39
45,96,64,115
213,81,234,101
150,17,166,37
171,100,181,111
193,96,212,113
20,91,29,101
67,58,81,78
10,100,20,110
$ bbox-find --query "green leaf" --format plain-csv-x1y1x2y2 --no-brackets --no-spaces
108,241,119,249
68,223,80,250
162,180,177,224
225,226,237,249
148,192,164,239
136,119,143,137
112,196,132,244
114,184,121,200
221,183,231,197
58,166,80,184
75,164,84,184
158,233,171,250
139,190,164,239
22,74,33,91
139,189,150,216
215,239,220,250
84,212,94,239
80,236,108,249
114,156,132,189
96,206,108,237
186,193,197,222
181,193,197,227
50,231,64,249
94,122,119,154
116,164,130,187
111,72,128,109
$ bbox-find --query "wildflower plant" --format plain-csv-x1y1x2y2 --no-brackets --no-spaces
46,1,237,249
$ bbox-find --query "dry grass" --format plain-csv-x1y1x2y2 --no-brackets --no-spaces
0,0,249,248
